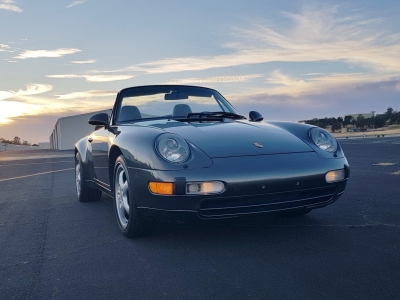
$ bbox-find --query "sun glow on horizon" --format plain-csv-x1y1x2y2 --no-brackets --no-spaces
0,101,34,124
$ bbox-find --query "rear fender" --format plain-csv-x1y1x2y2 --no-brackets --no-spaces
75,137,96,184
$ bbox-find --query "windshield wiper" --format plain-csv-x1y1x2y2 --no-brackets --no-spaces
186,112,246,120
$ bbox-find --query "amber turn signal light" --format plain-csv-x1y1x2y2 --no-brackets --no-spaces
325,169,345,183
149,182,174,195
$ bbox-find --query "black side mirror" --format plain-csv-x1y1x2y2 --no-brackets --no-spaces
249,111,263,122
94,125,104,131
89,113,109,127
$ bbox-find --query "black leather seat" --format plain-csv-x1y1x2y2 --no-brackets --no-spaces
172,104,192,117
119,105,142,121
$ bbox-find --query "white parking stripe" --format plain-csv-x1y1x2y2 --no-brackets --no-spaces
0,168,75,182
0,161,73,167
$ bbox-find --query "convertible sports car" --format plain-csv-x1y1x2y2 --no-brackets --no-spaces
75,85,349,238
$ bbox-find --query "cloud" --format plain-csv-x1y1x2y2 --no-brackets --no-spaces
0,91,13,101
14,48,81,59
0,44,11,52
229,79,400,123
56,90,116,100
71,59,96,64
47,74,134,82
0,84,53,101
164,74,263,84
0,84,53,124
263,70,400,97
232,77,400,105
67,0,88,8
104,6,400,78
0,0,22,13
0,84,114,127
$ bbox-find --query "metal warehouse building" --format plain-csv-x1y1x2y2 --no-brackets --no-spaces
50,109,111,150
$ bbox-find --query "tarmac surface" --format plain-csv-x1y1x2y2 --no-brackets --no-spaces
0,138,400,299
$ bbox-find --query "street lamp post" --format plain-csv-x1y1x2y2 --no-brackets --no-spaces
3,143,7,151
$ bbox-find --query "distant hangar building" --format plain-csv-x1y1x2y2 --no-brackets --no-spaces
50,109,111,150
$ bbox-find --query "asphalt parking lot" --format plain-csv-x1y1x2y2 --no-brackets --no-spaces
1,138,400,300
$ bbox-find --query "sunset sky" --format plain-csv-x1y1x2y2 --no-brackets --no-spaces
1,0,400,143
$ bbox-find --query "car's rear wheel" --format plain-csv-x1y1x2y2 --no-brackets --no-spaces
280,208,312,217
114,156,153,238
75,153,102,202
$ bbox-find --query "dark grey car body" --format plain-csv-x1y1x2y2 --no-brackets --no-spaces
75,85,349,223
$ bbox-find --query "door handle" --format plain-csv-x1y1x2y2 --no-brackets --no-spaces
88,137,94,143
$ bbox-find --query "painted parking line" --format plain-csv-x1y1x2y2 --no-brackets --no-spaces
0,168,75,182
0,154,74,162
0,161,73,167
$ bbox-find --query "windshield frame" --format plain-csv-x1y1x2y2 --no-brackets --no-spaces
112,85,238,125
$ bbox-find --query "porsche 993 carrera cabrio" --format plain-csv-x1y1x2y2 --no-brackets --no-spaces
75,85,349,238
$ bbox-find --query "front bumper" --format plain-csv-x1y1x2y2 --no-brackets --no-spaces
129,152,349,221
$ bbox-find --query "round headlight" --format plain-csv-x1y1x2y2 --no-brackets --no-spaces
156,134,190,163
309,128,338,152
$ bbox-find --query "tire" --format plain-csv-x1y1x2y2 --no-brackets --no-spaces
75,153,102,202
113,155,154,238
279,208,312,217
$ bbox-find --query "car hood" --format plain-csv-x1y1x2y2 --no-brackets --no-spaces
143,120,313,158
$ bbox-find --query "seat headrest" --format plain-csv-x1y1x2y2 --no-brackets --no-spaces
173,104,192,117
119,105,142,121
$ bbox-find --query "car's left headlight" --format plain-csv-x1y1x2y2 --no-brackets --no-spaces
156,134,190,163
309,128,338,152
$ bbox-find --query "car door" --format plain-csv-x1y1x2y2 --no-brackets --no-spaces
90,127,111,188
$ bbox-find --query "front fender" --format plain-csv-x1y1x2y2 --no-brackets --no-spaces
111,125,213,171
266,121,346,159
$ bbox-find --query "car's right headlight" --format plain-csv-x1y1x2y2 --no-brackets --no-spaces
309,128,338,152
155,134,190,163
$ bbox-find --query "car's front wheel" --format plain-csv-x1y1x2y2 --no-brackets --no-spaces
75,153,102,202
114,156,154,238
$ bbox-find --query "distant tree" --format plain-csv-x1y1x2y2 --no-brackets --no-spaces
344,115,352,127
392,111,400,124
13,136,21,145
22,140,30,146
356,115,366,128
299,108,399,129
374,116,386,128
32,144,38,147
316,122,328,129
366,116,374,128
331,123,342,133
382,107,395,124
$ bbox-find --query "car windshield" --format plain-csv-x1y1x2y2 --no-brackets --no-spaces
116,85,238,123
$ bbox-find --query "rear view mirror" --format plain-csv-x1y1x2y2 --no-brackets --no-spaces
165,92,189,100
